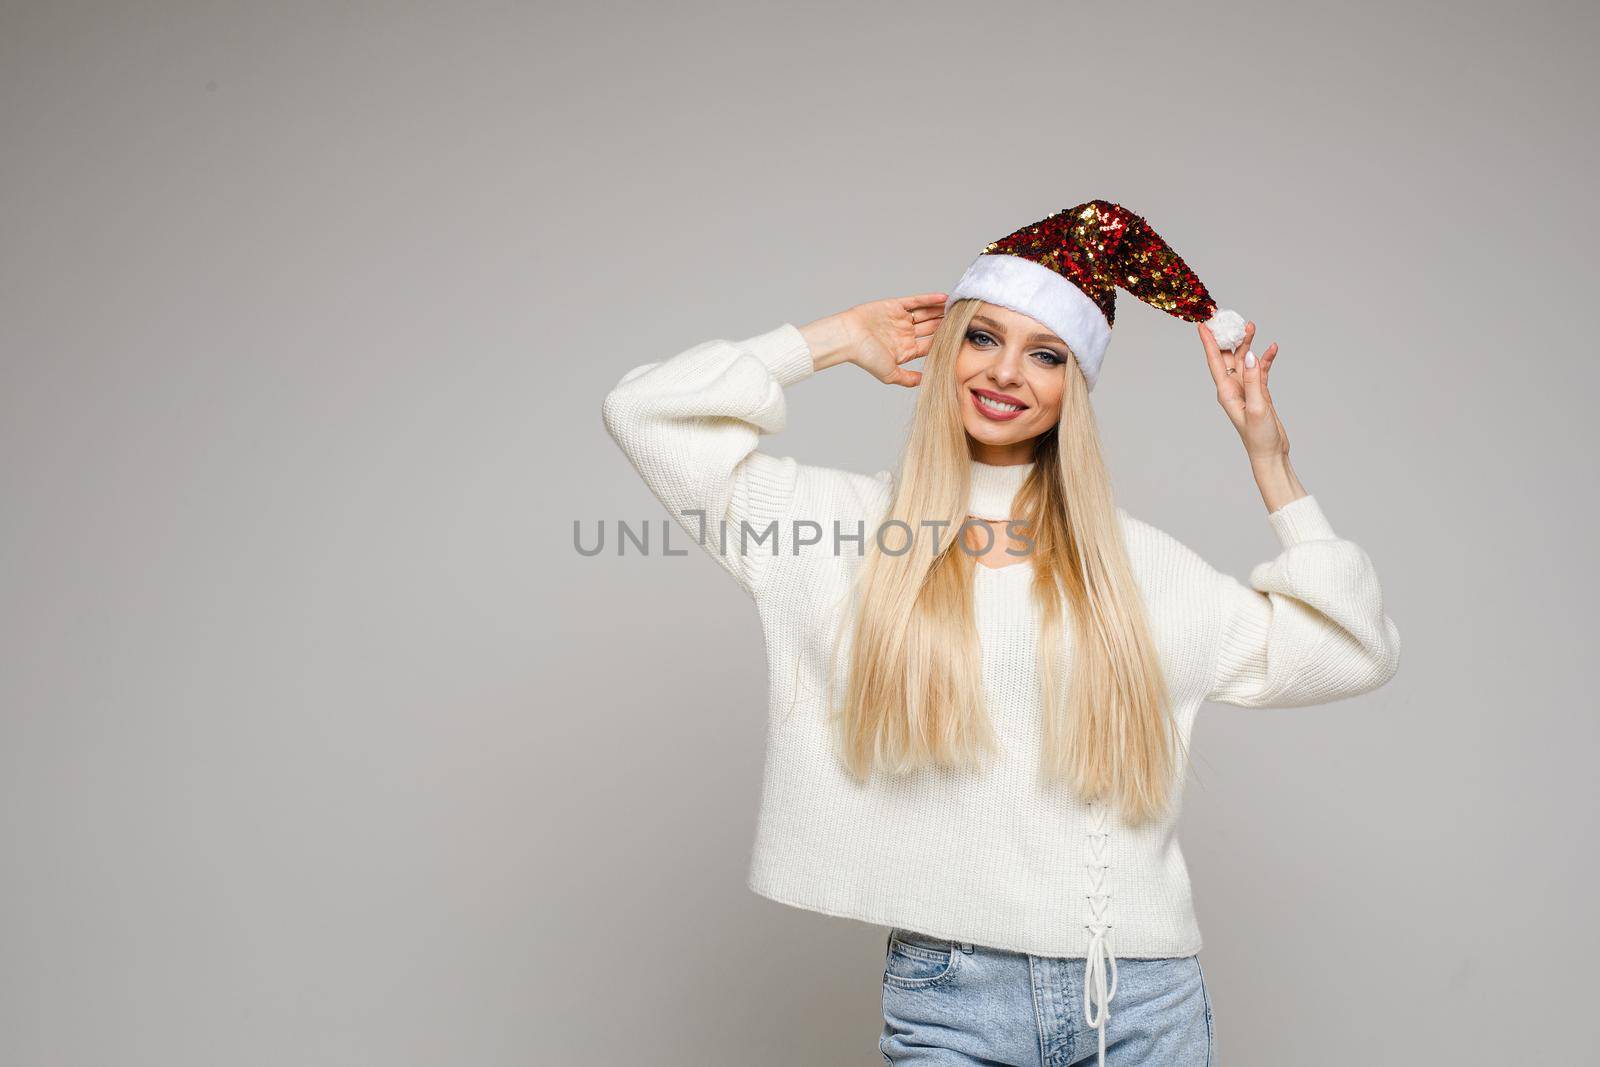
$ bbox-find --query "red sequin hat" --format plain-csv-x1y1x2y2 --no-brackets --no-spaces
945,199,1246,391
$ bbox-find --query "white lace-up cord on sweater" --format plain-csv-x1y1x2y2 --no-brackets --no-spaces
600,322,1402,969
1083,799,1118,1067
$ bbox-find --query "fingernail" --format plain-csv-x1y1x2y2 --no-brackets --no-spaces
1244,350,1257,368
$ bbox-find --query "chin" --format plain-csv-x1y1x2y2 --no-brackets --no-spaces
963,418,1037,445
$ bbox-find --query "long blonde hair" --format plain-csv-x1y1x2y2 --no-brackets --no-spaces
825,297,1184,826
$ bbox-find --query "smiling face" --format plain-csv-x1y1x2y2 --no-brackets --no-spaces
954,302,1072,463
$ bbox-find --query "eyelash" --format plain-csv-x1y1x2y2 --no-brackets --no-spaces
966,328,1065,366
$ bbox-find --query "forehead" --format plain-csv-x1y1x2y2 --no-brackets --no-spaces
972,302,1065,344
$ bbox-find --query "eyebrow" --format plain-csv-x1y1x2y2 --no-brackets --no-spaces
969,314,1067,348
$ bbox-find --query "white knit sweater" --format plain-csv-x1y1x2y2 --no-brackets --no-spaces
600,321,1402,969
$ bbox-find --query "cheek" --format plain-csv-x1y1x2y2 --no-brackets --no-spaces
953,347,979,382
1028,368,1066,414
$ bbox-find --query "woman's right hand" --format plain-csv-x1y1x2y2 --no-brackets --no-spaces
799,292,947,387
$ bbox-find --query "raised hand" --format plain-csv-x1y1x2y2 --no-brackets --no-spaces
851,292,947,388
1198,319,1289,463
801,293,946,387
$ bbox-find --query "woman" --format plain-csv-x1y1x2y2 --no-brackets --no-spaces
600,200,1401,1066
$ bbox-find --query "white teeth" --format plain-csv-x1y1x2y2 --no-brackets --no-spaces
976,392,1023,413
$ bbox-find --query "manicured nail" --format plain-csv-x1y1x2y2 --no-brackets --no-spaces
1244,350,1257,368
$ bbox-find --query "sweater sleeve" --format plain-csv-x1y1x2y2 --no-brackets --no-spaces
600,322,816,597
1207,493,1402,708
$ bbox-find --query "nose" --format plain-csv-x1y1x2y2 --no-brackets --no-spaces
989,345,1026,389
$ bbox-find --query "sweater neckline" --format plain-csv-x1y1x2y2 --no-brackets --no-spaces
975,557,1034,578
968,458,1035,521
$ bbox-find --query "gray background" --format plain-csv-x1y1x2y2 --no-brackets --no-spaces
2,1,1594,1064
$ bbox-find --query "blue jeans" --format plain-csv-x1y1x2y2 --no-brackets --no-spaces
880,927,1215,1066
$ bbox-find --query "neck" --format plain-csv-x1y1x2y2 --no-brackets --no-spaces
967,455,1035,521
969,440,1037,466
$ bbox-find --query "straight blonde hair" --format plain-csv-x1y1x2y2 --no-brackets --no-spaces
825,298,1185,826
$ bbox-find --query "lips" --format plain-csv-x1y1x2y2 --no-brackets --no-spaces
970,387,1029,421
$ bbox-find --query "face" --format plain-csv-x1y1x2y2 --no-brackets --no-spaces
954,302,1070,462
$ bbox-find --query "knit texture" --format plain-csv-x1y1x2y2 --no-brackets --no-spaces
601,322,1402,959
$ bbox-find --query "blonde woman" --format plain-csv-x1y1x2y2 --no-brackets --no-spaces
601,200,1401,1066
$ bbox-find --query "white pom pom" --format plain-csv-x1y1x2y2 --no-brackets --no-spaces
1204,308,1246,351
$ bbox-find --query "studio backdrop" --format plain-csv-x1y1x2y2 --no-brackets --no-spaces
2,2,1595,1066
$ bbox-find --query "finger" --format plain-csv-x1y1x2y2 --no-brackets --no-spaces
901,332,936,361
1227,320,1259,379
1197,322,1231,388
896,367,922,388
1239,345,1265,413
1236,320,1257,354
913,315,943,338
1257,341,1279,405
903,293,949,316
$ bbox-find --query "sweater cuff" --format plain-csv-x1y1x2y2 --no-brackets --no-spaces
740,322,815,388
1266,493,1337,548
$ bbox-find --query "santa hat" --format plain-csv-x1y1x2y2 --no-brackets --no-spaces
944,199,1246,391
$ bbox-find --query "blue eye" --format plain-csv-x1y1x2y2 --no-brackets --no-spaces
967,328,1065,366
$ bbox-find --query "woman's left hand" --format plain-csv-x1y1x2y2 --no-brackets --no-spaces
1198,319,1289,463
